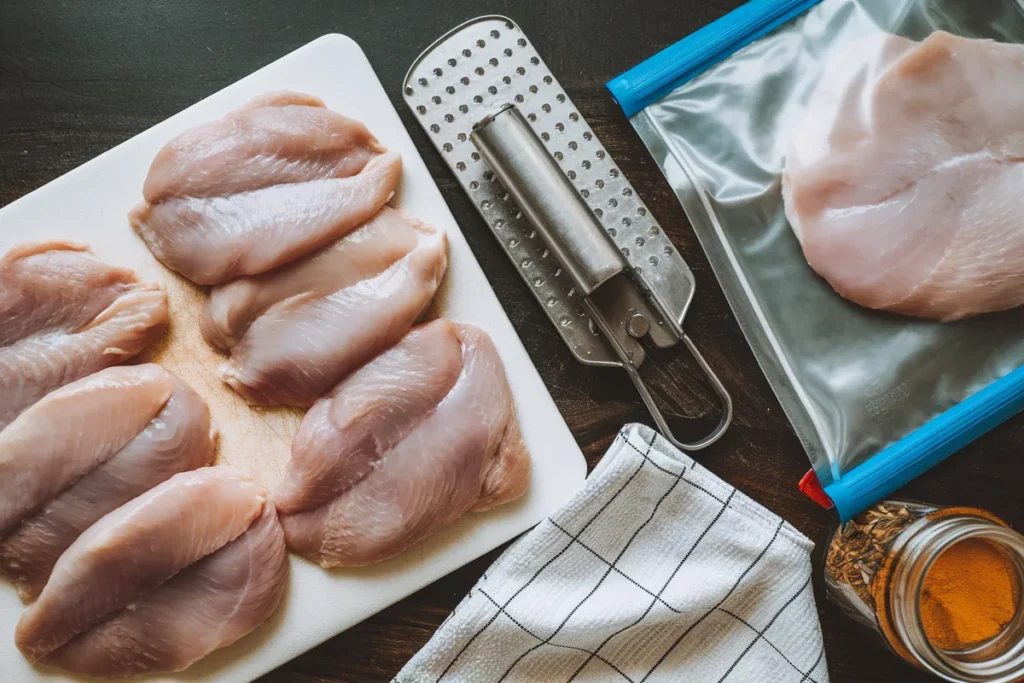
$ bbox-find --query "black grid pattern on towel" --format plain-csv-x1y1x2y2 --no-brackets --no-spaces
417,427,826,683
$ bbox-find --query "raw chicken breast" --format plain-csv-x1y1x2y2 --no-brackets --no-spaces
0,364,215,601
214,208,448,407
277,320,530,567
0,242,168,430
130,91,403,284
16,467,287,677
782,31,1024,321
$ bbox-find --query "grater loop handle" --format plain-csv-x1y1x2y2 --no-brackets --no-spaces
585,300,732,451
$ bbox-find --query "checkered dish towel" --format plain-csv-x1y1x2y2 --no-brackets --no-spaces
397,423,828,683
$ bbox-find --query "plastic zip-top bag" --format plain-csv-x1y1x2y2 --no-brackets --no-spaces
608,0,1024,520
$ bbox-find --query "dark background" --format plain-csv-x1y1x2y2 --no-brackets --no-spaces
1,1,1020,681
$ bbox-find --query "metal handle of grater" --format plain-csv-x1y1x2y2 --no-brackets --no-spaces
471,104,732,451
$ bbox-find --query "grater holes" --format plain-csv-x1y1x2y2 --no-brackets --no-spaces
568,141,577,150
622,187,633,196
568,170,576,179
543,75,553,85
477,39,487,48
527,113,537,122
663,245,673,256
494,218,505,228
457,132,467,142
554,151,563,161
633,233,641,243
638,207,647,217
608,198,618,208
483,170,494,181
541,103,551,113
580,188,589,198
490,29,501,39
531,56,540,65
430,123,440,133
556,93,566,103
432,96,442,104
434,67,443,77
608,227,617,237
555,122,564,132
569,112,580,122
488,86,497,95
446,85,455,94
456,161,466,171
596,150,606,159
405,86,413,96
459,104,468,114
418,77,428,86
504,48,513,57
480,199,492,209
529,84,538,93
470,180,479,190
648,256,659,267
518,38,527,47
514,94,524,103
516,66,526,75
473,95,483,104
582,160,591,169
461,76,470,85
443,143,453,152
609,168,619,178
444,114,454,123
595,179,605,189
489,57,499,67
582,131,592,141
475,67,485,76
621,247,630,257
541,132,550,141
471,151,480,161
503,76,511,85
595,208,603,217
463,49,472,57
448,58,457,67
416,105,427,115
648,224,659,236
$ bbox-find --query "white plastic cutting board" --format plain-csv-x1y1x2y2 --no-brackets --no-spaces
0,34,587,682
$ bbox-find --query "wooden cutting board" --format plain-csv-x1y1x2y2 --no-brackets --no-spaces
0,34,587,682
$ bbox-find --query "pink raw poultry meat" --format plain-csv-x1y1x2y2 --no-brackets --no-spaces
130,91,402,285
0,242,168,431
782,31,1024,321
15,467,287,677
276,320,531,567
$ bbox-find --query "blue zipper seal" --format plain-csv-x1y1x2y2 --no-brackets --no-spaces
606,0,824,117
825,364,1024,521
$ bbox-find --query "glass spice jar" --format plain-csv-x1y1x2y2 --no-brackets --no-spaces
824,500,1024,682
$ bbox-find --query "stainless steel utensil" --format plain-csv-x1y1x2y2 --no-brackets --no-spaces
404,16,731,449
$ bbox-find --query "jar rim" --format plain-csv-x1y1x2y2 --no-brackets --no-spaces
889,516,1024,682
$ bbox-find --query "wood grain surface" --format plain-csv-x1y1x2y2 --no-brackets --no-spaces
2,2,1022,682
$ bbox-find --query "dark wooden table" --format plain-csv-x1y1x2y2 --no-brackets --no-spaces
2,1,1021,681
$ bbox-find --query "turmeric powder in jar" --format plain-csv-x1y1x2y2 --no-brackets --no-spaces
825,501,1024,682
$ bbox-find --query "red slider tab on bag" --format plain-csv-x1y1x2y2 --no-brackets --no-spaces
799,469,834,510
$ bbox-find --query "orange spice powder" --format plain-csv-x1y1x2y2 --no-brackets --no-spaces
920,537,1020,651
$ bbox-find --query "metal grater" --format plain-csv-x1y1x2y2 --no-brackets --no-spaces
404,16,732,449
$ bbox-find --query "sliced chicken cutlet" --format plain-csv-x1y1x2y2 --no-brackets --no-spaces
0,364,216,601
210,207,448,407
16,467,288,677
783,31,1024,320
0,242,168,431
277,320,530,568
130,91,402,285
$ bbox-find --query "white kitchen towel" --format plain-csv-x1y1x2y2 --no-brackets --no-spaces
397,423,828,683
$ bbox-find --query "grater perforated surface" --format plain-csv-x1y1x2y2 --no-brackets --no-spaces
404,15,696,367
